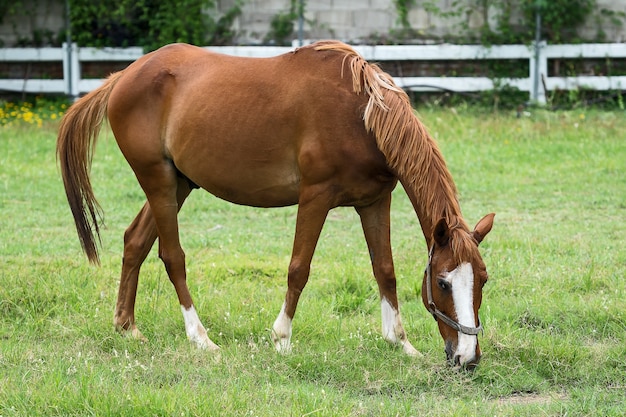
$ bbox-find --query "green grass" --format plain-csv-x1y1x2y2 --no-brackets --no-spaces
1,109,625,416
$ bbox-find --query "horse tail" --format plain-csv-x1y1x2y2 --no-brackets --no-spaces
56,71,124,265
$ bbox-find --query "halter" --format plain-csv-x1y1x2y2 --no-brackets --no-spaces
425,245,483,336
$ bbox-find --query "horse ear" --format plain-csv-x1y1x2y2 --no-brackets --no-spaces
473,213,495,244
433,218,450,247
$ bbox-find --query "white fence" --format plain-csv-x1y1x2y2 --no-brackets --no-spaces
1,42,626,104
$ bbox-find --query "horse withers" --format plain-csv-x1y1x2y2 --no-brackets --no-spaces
57,41,494,369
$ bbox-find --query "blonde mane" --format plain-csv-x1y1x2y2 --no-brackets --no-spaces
314,41,476,261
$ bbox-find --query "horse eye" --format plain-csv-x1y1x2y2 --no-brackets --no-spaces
437,279,450,291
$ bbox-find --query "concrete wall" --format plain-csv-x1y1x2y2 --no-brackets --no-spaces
1,0,625,47
580,0,626,42
0,0,65,47
227,0,396,43
227,0,626,44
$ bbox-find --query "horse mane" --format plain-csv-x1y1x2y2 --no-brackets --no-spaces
313,41,476,262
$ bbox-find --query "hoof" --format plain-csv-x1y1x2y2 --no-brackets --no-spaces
194,335,220,352
271,330,292,354
116,324,148,343
401,340,422,357
187,324,220,352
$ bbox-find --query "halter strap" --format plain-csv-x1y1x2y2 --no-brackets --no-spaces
425,245,483,336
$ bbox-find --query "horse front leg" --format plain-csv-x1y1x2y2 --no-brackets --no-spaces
356,194,420,356
272,187,330,353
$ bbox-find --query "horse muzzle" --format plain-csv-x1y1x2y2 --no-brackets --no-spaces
446,340,481,371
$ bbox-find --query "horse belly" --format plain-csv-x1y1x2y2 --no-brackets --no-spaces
202,173,301,208
175,148,301,208
166,86,305,206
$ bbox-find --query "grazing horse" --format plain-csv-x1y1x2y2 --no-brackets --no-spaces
57,41,494,369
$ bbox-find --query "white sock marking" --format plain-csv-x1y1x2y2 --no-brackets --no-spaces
381,297,399,344
181,305,218,351
272,302,292,353
381,297,419,355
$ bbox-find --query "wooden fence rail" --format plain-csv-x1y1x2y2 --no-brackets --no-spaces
1,42,625,104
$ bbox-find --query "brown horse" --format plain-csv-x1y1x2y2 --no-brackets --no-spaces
57,41,494,369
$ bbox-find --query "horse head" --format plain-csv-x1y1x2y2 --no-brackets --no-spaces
422,213,494,370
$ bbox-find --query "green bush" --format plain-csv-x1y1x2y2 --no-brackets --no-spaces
68,0,242,51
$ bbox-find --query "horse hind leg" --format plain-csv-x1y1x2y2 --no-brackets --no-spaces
129,160,218,351
356,195,420,356
114,176,195,343
114,201,156,341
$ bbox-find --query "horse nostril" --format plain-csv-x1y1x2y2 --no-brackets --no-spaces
462,355,481,371
464,359,479,371
452,354,480,371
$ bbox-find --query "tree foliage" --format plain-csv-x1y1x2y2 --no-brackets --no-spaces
69,0,242,50
522,0,596,43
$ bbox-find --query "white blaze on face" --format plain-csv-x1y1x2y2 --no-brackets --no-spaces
446,262,478,364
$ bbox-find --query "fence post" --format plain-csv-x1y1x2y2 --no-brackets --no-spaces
62,42,79,100
529,40,547,105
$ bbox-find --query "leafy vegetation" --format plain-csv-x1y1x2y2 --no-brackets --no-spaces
1,107,625,415
390,0,626,44
0,0,242,50
68,0,242,51
264,0,305,46
393,0,416,30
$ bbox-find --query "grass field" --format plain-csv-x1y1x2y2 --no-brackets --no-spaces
1,108,625,416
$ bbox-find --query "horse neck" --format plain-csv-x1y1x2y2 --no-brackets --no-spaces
348,52,468,244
